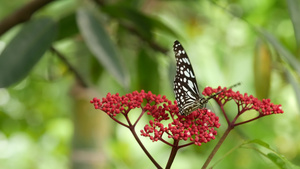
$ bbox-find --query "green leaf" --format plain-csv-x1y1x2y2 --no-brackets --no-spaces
168,58,176,91
259,29,300,74
76,7,129,87
102,5,153,40
137,49,159,93
254,39,271,99
267,153,289,169
286,0,300,48
101,4,177,40
90,55,103,83
245,139,272,150
243,139,297,169
0,18,57,88
57,13,79,40
284,67,300,113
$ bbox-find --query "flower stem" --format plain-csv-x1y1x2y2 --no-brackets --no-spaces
126,109,161,168
133,108,146,127
201,126,233,169
165,139,179,169
129,126,162,169
234,114,262,127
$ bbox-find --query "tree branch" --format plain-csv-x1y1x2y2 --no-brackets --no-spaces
0,0,56,36
124,24,169,55
50,46,88,88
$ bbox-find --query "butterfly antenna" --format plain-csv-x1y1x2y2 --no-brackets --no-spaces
228,82,241,89
206,82,241,101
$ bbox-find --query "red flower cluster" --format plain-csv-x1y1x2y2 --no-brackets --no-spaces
141,109,220,146
91,87,283,146
91,87,284,168
90,90,220,146
202,86,284,116
91,90,171,117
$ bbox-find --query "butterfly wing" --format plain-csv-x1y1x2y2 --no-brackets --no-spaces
173,40,201,115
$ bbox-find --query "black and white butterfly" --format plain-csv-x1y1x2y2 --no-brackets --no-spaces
173,40,226,116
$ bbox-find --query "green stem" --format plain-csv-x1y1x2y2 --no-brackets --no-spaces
129,126,162,169
201,126,233,169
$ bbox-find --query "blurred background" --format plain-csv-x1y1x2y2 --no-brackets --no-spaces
0,0,299,168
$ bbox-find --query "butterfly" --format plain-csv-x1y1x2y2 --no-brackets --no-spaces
173,40,238,116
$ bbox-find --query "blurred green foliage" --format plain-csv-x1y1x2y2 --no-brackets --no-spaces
0,0,300,168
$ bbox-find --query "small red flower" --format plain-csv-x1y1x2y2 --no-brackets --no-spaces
202,86,283,116
141,108,220,146
91,91,171,116
91,90,220,146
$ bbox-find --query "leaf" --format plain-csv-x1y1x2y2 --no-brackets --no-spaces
243,139,296,169
213,140,300,169
250,148,289,169
90,54,104,83
286,0,300,48
259,29,300,74
101,4,178,40
57,13,79,40
254,39,271,99
245,139,272,150
267,153,289,169
76,7,129,87
168,59,176,91
284,67,300,113
137,49,159,93
102,5,153,40
0,18,57,88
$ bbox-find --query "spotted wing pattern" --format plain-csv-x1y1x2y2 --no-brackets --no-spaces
173,40,202,115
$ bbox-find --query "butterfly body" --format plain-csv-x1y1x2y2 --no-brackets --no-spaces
173,40,207,116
